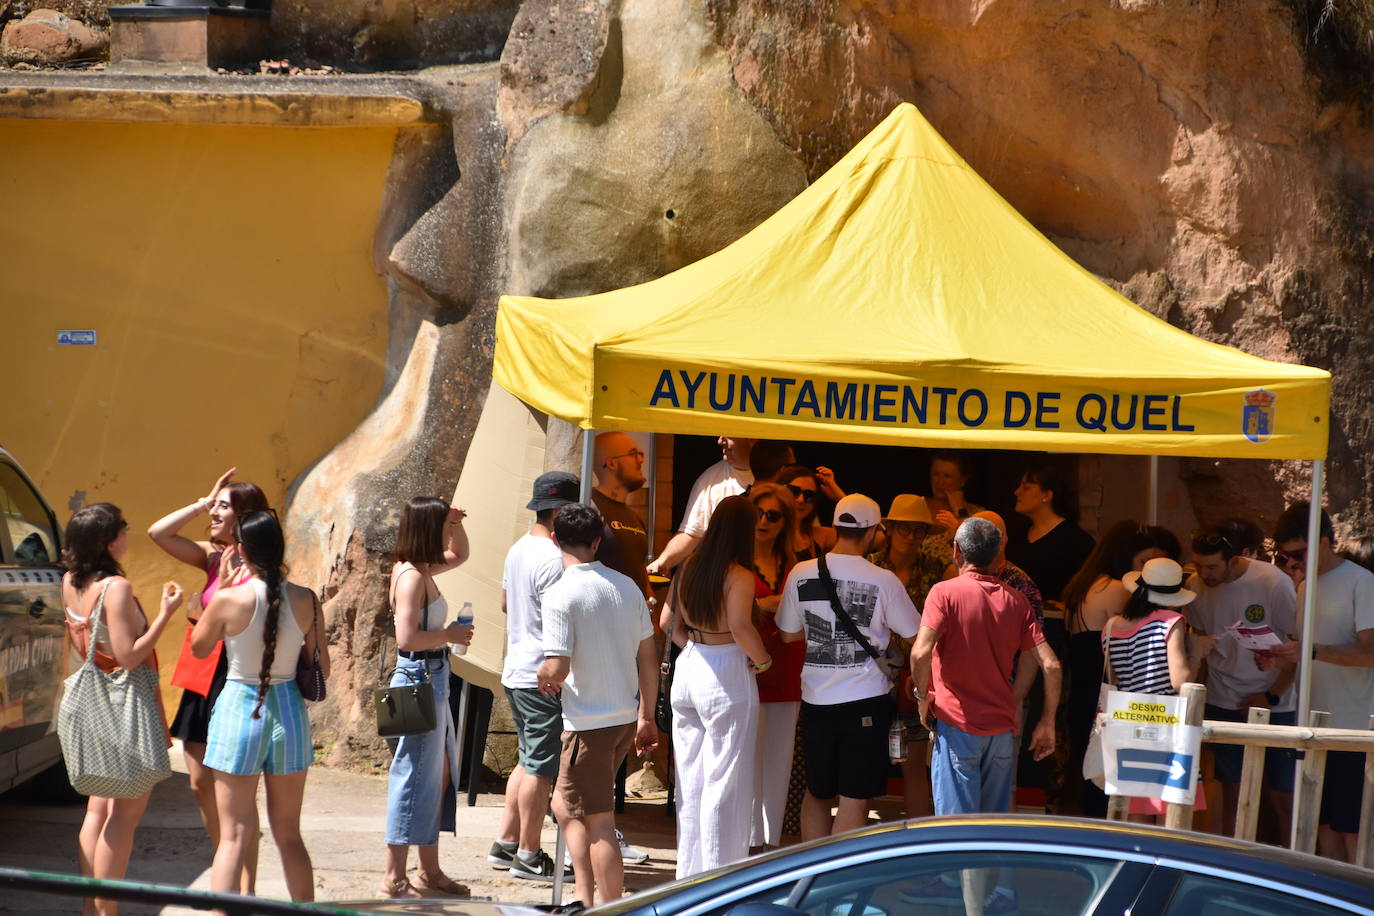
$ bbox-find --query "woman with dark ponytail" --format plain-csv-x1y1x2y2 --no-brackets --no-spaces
191,510,329,901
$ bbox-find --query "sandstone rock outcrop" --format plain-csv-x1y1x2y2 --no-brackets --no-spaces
704,0,1374,535
1,7,106,64
286,0,1374,768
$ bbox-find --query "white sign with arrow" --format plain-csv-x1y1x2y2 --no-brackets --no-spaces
1100,689,1202,805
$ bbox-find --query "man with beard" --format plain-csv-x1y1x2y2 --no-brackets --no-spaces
592,432,651,600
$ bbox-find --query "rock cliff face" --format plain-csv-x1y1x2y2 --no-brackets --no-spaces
285,0,1374,768
704,0,1374,532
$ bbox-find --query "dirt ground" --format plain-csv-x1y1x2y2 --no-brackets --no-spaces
0,746,683,913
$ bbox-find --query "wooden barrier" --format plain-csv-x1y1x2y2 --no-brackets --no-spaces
1202,711,1374,862
1096,682,1374,863
1164,683,1207,830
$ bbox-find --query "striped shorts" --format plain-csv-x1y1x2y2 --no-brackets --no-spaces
204,679,313,776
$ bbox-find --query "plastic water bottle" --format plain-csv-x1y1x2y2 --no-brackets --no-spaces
888,719,908,763
452,601,474,656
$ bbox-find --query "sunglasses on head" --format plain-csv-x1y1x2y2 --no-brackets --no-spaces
786,484,817,503
756,508,784,523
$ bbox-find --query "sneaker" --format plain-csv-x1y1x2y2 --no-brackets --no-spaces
616,829,649,864
487,841,516,868
509,849,572,883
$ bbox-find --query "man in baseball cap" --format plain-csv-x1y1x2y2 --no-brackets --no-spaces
777,493,920,840
491,469,582,881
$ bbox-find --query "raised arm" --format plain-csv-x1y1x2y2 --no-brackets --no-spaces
435,506,470,572
107,579,182,670
147,468,234,570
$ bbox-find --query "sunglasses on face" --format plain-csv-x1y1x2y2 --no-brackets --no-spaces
1276,548,1306,567
787,484,817,503
886,522,927,537
756,508,784,523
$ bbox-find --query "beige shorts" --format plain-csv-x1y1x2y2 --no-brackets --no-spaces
556,722,636,818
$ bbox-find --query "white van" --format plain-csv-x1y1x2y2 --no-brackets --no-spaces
0,446,69,795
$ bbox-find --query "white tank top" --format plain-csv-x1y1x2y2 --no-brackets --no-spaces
226,578,306,685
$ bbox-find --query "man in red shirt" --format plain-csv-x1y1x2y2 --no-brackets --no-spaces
912,517,1061,814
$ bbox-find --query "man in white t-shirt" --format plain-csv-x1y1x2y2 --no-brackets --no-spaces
646,436,755,575
537,503,658,908
1186,524,1299,839
778,493,920,840
1265,502,1374,863
489,471,577,882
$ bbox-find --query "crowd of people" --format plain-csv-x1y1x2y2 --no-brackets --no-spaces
56,435,1374,912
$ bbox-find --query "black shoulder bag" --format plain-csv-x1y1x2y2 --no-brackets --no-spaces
374,567,438,738
653,576,681,733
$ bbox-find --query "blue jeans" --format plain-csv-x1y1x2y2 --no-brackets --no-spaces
931,719,1015,815
385,657,459,846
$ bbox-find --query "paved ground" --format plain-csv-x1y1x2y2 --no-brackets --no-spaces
0,747,682,913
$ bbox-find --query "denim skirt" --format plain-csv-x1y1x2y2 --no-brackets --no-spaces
384,656,460,846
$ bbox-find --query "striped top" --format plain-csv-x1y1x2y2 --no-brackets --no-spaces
1103,609,1182,695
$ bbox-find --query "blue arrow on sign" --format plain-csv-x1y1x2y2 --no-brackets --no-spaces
1117,748,1193,789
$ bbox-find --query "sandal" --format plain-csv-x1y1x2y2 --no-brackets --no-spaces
415,871,470,896
379,877,422,898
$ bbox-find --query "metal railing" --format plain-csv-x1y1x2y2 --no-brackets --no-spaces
0,866,365,915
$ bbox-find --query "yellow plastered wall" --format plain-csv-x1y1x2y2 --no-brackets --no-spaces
0,117,396,701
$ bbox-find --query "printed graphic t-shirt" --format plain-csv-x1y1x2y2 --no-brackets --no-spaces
777,552,920,706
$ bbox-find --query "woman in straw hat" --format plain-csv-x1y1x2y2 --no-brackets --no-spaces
1104,557,1213,821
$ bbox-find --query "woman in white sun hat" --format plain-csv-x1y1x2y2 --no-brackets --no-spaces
1104,556,1213,821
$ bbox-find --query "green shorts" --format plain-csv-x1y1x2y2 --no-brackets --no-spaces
505,686,563,780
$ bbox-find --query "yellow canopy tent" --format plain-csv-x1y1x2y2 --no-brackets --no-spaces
495,103,1328,460
485,104,1334,842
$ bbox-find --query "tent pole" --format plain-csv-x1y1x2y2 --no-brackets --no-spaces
1297,459,1324,726
645,434,658,562
580,428,596,502
1148,455,1160,526
1291,458,1324,852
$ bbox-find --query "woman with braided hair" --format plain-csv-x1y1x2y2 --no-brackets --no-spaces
192,510,329,901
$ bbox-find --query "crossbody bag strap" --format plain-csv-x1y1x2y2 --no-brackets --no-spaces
1101,617,1115,687
816,553,883,664
307,589,322,664
84,578,117,666
659,576,680,676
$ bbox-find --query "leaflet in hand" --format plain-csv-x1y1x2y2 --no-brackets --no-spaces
1228,622,1283,651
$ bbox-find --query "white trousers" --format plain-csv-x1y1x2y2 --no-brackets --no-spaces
752,700,800,847
671,641,759,879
